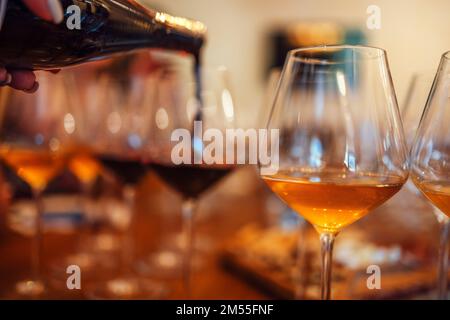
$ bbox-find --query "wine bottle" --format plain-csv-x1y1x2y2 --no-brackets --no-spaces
0,0,206,70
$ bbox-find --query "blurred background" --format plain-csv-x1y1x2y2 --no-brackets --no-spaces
0,0,449,300
146,0,450,126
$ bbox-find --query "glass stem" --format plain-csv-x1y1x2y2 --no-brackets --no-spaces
181,198,196,298
295,219,308,299
80,181,94,250
32,188,44,282
121,184,136,276
320,232,335,300
437,218,450,300
81,181,94,222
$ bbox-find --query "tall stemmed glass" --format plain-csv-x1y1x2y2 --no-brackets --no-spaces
261,45,409,299
146,65,237,297
410,51,450,300
49,71,114,277
0,72,70,297
402,70,450,299
78,74,167,299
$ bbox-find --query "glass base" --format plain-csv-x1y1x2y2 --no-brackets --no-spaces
171,233,215,253
78,233,121,253
52,252,117,271
15,280,46,298
135,249,205,279
85,277,168,300
49,252,118,287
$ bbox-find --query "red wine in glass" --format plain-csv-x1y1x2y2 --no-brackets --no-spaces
99,155,148,186
150,162,234,199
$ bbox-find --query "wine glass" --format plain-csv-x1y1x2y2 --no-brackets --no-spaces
48,71,118,281
402,72,435,149
402,72,435,195
0,72,71,297
410,50,450,300
73,73,165,299
257,68,282,131
402,71,450,300
144,63,237,297
261,45,409,299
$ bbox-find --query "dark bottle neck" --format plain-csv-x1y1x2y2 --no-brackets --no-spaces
75,0,206,54
0,0,206,69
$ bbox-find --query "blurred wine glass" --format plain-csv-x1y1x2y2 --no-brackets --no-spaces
257,68,282,130
402,72,435,195
410,51,450,300
402,71,450,299
0,72,71,297
71,72,165,299
261,45,409,299
48,71,119,282
402,72,435,149
144,63,237,297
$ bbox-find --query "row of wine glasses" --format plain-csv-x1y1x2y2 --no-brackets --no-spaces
0,52,238,299
0,46,449,300
72,71,162,299
262,46,450,300
0,74,69,297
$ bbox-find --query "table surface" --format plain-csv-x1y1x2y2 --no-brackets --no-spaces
0,168,272,299
0,168,443,300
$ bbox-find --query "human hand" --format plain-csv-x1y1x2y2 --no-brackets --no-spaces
0,0,64,92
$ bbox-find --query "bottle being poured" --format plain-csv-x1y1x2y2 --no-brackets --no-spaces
0,0,206,70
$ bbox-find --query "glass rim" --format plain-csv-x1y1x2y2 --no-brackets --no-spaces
287,45,387,65
443,50,450,60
